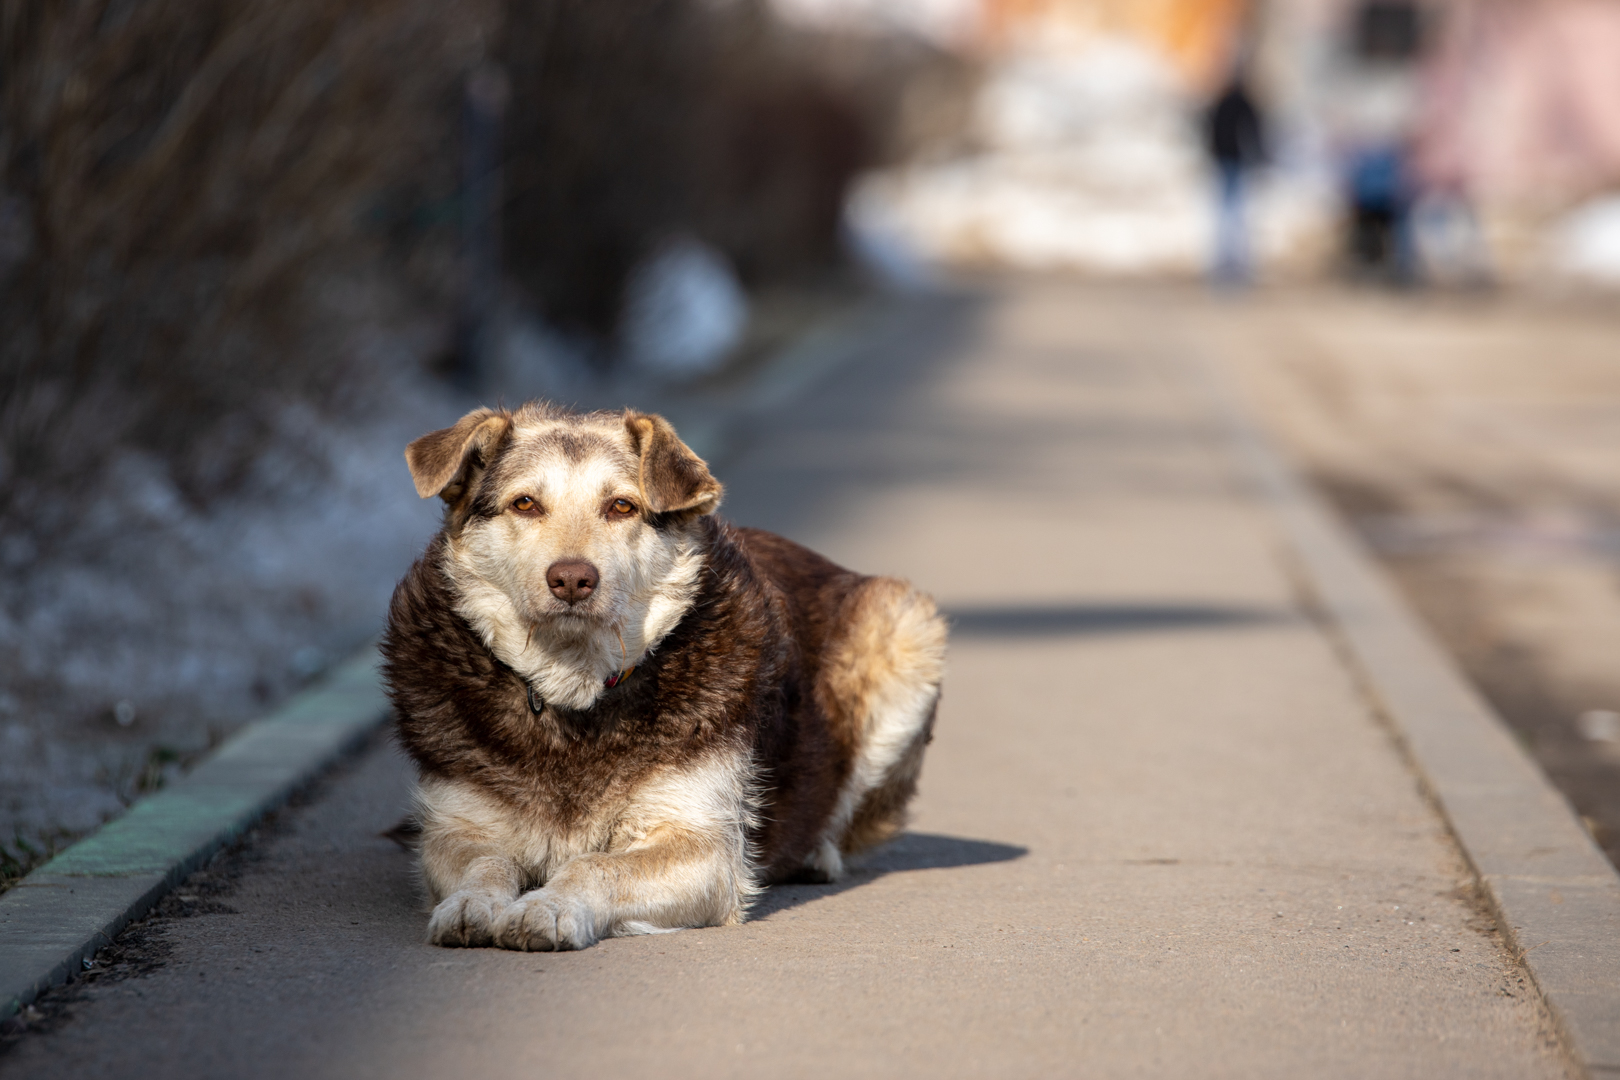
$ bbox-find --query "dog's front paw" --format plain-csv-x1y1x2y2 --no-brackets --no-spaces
492,888,599,951
428,890,508,947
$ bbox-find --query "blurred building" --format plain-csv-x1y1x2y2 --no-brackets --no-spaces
980,0,1250,89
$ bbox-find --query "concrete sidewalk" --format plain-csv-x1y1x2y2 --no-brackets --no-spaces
1,281,1577,1077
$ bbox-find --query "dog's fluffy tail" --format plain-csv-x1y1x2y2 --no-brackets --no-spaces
822,579,948,865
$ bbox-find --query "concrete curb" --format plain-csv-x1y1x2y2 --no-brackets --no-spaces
1200,352,1620,1079
0,299,896,1024
0,649,389,1020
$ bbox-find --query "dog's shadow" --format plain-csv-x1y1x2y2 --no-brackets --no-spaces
751,831,1027,919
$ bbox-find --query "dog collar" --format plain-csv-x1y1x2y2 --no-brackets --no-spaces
525,667,636,715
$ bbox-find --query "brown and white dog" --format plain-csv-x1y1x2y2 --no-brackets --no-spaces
381,402,946,950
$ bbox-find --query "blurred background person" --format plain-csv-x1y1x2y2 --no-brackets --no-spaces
1205,65,1267,285
1345,139,1413,282
1330,1,1424,284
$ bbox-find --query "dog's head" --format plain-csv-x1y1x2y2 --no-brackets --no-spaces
405,403,721,642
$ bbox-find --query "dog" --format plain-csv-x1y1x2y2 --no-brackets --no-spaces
381,402,947,950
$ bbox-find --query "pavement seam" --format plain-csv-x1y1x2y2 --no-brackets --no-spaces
1195,346,1620,1080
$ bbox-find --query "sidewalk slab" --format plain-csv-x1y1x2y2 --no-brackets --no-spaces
1202,344,1620,1078
0,281,1595,1079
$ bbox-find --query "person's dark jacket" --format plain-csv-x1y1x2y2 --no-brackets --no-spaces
1207,81,1266,168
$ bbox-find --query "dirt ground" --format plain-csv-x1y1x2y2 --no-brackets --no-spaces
1202,283,1620,870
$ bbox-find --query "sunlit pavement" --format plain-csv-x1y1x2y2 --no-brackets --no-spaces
5,279,1572,1079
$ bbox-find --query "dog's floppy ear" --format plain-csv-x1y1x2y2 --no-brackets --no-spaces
405,409,511,501
624,410,723,518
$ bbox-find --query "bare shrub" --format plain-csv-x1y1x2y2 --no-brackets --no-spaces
500,0,960,336
0,0,491,879
0,0,490,542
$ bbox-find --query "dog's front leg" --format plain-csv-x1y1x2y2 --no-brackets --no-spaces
492,825,749,951
423,848,524,948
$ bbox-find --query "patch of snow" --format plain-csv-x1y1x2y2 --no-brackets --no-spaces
843,194,934,292
620,237,749,381
768,0,979,46
1551,195,1620,286
974,39,1183,153
0,365,461,866
846,35,1337,278
849,37,1208,274
1411,193,1494,287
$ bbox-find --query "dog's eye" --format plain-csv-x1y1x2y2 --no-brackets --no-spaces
511,495,538,513
610,498,636,516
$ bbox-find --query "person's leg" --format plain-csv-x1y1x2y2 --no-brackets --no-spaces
1215,161,1249,284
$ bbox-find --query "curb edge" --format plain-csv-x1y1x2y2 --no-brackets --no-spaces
0,649,389,1020
1197,348,1620,1079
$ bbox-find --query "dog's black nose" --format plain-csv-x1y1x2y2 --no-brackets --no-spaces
546,560,599,605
